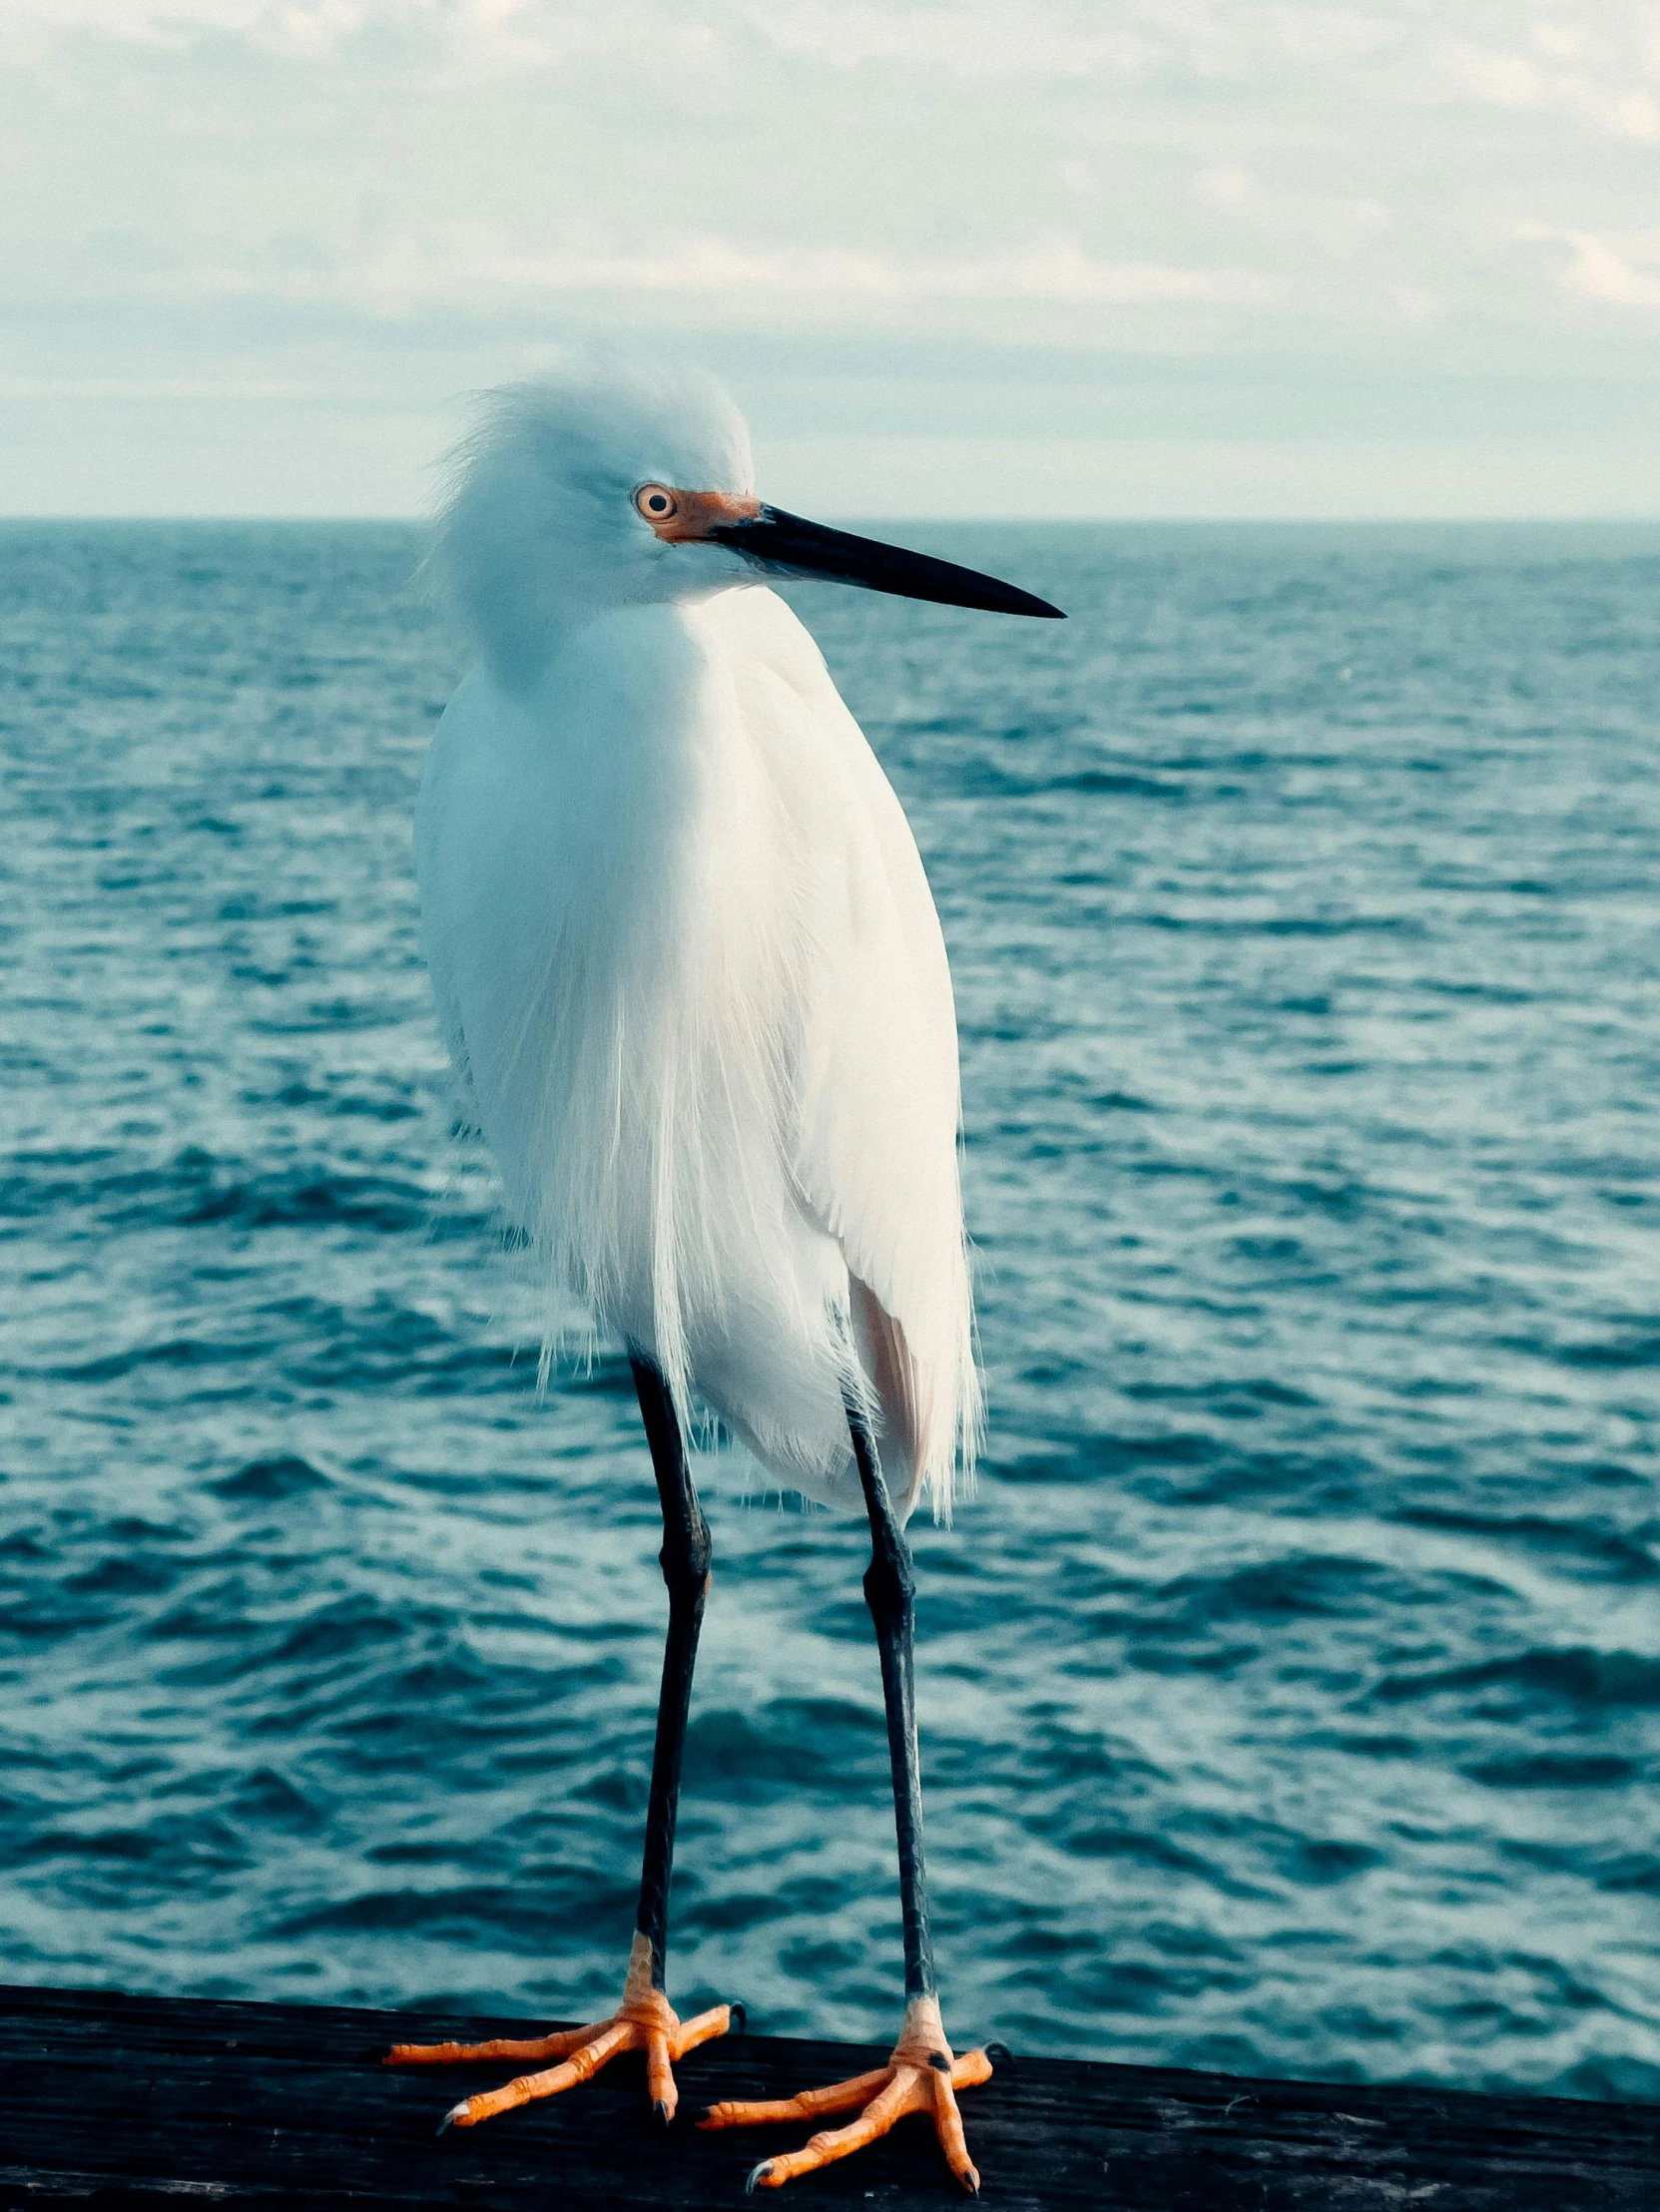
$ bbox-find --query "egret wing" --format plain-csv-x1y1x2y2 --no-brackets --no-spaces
708,586,979,1513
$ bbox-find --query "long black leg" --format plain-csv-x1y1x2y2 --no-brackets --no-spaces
630,1355,711,1992
847,1397,936,2003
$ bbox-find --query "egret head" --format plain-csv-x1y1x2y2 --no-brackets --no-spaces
436,356,1062,689
434,360,758,686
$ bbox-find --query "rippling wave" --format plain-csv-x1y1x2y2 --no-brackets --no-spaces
2,520,1657,2101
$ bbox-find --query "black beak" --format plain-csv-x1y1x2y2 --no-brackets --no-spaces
707,505,1065,619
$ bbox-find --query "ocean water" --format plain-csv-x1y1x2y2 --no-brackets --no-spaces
3,519,1658,2106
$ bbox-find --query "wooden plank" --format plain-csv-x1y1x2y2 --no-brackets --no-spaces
1,1981,1656,2209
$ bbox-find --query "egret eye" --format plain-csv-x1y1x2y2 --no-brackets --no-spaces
635,484,679,523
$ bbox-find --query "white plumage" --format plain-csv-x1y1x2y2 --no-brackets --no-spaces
415,362,979,1520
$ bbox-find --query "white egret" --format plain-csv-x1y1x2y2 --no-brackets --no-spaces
385,360,1063,2193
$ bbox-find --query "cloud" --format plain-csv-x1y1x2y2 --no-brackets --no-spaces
1192,167,1392,255
747,0,1157,78
119,223,1282,320
7,0,1660,163
0,374,319,397
0,1,368,60
1518,223,1660,308
1447,37,1660,143
8,0,1660,513
0,1,708,73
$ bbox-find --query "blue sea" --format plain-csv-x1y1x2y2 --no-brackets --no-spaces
3,520,1658,2105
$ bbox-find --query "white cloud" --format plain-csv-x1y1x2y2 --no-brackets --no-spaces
748,0,1157,78
1518,223,1660,308
113,223,1280,319
10,0,1660,138
0,1,369,59
0,1,707,72
1192,167,1391,255
6,0,1660,511
1447,38,1660,142
0,374,319,396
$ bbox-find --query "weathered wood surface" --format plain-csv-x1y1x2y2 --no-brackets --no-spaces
2,1981,1657,2209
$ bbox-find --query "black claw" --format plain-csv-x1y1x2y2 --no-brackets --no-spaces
746,2160,772,2194
983,2039,1015,2072
688,2104,712,2126
728,2000,748,2035
653,2098,672,2128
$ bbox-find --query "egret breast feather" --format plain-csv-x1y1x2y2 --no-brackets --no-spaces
417,566,975,1520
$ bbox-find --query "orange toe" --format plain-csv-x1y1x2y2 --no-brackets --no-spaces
387,2022,595,2068
386,1933,739,2133
703,1996,991,2194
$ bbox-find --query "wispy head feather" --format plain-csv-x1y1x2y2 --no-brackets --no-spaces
432,355,754,688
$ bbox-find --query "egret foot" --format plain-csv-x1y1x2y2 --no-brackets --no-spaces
698,1993,991,2193
385,1932,737,2129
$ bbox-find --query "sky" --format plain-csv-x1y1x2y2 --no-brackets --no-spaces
4,0,1660,518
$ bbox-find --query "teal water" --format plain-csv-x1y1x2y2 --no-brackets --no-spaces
2,520,1658,2101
